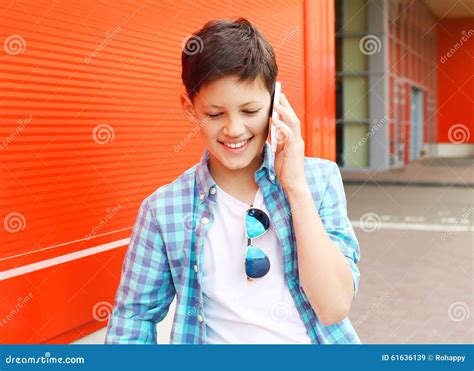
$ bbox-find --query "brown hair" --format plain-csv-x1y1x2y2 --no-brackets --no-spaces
181,17,278,102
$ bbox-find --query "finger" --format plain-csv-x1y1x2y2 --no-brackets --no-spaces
271,118,286,154
279,94,298,117
274,95,300,132
273,116,294,140
272,116,294,148
273,104,300,136
273,102,293,125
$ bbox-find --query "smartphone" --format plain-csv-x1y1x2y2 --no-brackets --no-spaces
269,81,281,153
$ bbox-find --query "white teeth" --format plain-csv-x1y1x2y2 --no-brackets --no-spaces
223,139,249,149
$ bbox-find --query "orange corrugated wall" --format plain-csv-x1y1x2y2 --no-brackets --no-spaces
0,0,335,343
436,18,474,144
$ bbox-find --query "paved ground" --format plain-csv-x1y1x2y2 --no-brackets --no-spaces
345,183,473,344
342,157,473,343
74,157,474,344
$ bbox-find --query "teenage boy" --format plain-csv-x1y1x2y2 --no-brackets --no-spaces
106,17,361,344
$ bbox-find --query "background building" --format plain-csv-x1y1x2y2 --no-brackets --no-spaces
336,0,473,170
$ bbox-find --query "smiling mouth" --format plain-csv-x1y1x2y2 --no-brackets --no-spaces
218,137,253,149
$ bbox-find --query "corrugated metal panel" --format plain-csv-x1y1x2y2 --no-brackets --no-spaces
1,0,328,343
304,0,336,160
437,18,474,144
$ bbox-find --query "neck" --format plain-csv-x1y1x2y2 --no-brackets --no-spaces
208,148,265,193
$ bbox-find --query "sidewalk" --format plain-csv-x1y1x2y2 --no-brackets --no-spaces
344,176,472,344
341,157,474,188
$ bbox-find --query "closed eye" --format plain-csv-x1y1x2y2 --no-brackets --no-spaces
243,110,260,115
206,113,223,118
205,109,261,119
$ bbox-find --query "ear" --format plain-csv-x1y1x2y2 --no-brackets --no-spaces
181,93,198,125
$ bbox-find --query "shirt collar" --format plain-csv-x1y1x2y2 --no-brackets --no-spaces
195,141,276,200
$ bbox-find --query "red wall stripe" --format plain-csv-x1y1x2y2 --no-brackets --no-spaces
436,18,474,144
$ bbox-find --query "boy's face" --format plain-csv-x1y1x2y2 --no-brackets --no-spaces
181,75,271,171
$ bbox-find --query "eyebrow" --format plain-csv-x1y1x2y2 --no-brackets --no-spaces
203,101,260,108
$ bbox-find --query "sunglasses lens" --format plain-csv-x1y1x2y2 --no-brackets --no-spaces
246,208,270,239
245,246,270,278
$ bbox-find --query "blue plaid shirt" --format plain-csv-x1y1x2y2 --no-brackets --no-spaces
105,142,361,344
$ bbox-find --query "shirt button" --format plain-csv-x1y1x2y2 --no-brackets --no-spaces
199,193,205,201
197,314,204,323
209,187,217,195
201,217,209,225
269,174,275,181
193,264,198,273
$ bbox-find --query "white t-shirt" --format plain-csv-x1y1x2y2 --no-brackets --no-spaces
201,184,312,344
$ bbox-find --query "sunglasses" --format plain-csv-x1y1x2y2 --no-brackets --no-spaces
245,207,271,281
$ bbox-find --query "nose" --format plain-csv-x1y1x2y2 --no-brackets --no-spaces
222,116,246,137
